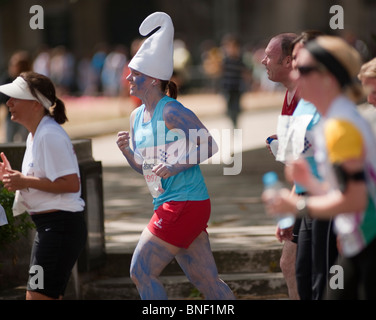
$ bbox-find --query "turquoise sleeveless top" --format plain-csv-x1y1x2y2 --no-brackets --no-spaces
133,95,209,209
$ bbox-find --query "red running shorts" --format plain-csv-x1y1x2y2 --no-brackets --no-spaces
147,199,210,249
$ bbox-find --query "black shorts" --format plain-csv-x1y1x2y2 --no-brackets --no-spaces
27,210,87,299
291,192,306,243
291,217,302,244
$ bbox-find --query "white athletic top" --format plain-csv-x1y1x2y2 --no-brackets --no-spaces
17,116,85,213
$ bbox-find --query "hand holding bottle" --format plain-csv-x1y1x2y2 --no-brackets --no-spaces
262,171,296,229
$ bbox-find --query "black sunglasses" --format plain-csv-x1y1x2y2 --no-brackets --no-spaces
297,65,323,76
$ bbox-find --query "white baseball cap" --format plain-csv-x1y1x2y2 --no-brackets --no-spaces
128,12,174,81
0,76,52,109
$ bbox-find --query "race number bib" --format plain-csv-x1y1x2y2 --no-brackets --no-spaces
142,159,164,198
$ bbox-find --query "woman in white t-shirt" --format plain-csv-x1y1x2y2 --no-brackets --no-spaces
0,71,87,300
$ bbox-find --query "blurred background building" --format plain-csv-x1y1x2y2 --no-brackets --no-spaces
0,0,375,95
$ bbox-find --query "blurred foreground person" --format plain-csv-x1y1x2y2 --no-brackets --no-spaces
276,31,338,300
263,36,376,299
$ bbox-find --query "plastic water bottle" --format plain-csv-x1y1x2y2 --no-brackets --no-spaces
266,137,279,157
262,171,295,229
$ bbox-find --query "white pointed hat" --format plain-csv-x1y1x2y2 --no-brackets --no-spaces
128,12,174,81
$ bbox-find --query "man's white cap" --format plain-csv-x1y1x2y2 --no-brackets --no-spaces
0,76,52,109
128,12,174,81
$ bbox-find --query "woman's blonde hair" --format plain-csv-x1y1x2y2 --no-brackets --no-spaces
358,57,376,81
306,36,364,102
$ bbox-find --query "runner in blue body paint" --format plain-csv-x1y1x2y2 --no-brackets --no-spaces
117,68,235,301
116,12,235,300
